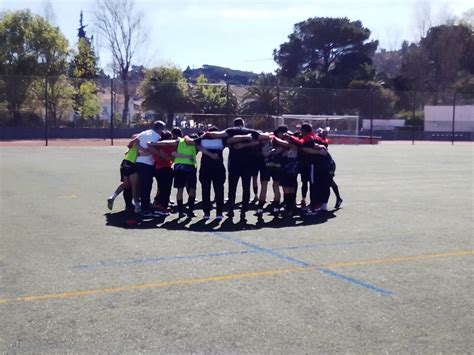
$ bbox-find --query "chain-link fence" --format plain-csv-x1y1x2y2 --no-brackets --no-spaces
1,75,472,144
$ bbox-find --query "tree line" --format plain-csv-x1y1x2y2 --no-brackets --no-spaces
1,2,473,129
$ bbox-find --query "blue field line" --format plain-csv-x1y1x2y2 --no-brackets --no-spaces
73,249,259,270
72,237,408,271
209,232,310,267
317,268,394,296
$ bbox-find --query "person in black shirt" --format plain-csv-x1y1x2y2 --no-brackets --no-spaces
203,118,263,220
193,127,226,220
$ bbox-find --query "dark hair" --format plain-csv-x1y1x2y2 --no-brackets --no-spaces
276,125,288,134
300,123,312,134
171,127,182,137
160,131,172,140
208,125,218,132
233,117,244,127
197,131,205,137
189,133,199,139
153,120,166,131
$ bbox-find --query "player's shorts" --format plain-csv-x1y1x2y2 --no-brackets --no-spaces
266,166,282,183
173,165,197,189
249,155,265,177
299,164,310,182
120,160,136,181
280,172,298,188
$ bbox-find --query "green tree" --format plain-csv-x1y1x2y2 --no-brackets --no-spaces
70,38,97,80
0,10,69,121
191,74,238,114
25,75,74,124
139,67,189,128
273,17,378,88
74,81,100,120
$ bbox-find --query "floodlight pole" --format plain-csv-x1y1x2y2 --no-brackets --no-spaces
44,76,48,147
412,91,416,145
110,78,114,146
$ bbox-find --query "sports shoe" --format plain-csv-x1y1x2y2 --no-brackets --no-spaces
254,208,264,217
142,210,155,217
203,215,210,220
187,210,196,218
134,205,141,214
215,214,223,221
154,207,169,216
107,197,114,210
252,195,259,203
320,203,328,211
305,208,320,216
335,198,343,209
227,210,234,217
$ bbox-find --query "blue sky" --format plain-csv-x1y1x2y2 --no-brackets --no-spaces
1,0,471,74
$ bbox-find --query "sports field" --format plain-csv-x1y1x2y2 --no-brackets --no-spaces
0,143,473,353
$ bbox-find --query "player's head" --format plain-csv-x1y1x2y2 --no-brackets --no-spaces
208,126,218,132
275,125,288,138
171,127,182,139
153,120,166,133
233,117,245,127
160,130,172,140
300,123,313,135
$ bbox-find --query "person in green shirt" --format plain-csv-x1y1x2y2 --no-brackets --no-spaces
107,142,140,213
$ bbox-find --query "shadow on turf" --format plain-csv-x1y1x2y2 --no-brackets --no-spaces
104,208,337,232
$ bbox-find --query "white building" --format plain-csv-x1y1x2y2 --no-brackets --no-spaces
424,105,474,132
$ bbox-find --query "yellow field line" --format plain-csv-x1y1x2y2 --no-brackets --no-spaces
13,267,311,303
1,250,472,305
322,250,474,269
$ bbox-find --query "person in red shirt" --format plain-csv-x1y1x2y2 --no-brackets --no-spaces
150,131,175,216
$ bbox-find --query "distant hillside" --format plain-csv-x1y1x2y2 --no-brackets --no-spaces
183,65,259,85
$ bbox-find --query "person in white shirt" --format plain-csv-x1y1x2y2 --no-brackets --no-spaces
134,120,165,216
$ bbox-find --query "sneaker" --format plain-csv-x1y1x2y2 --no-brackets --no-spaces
335,198,343,209
320,203,328,211
305,208,320,216
134,205,142,214
272,206,280,215
142,210,155,217
254,208,264,217
187,210,196,218
227,210,234,217
154,207,169,216
215,214,223,221
252,195,259,203
107,197,114,210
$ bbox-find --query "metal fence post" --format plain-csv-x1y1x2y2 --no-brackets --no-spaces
276,85,280,128
110,78,114,146
451,90,456,145
44,76,48,147
226,81,230,127
412,91,416,145
369,90,374,145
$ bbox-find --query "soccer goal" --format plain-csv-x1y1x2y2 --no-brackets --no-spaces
277,114,364,144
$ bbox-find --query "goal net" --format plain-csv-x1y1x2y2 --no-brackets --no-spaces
277,114,362,144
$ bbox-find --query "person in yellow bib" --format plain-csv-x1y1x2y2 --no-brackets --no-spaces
173,133,198,217
107,143,140,213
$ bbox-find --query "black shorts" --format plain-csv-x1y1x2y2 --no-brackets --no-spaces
120,160,136,181
173,167,197,189
264,166,282,182
280,173,298,188
250,156,265,177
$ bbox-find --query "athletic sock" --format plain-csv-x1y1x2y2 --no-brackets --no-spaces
177,199,184,214
187,196,195,211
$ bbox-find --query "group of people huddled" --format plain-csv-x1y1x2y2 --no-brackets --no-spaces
107,118,343,221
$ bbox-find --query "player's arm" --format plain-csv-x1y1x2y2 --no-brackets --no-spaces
234,140,260,150
272,136,291,148
148,139,179,147
197,146,219,160
203,131,228,139
301,145,328,155
226,134,253,145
